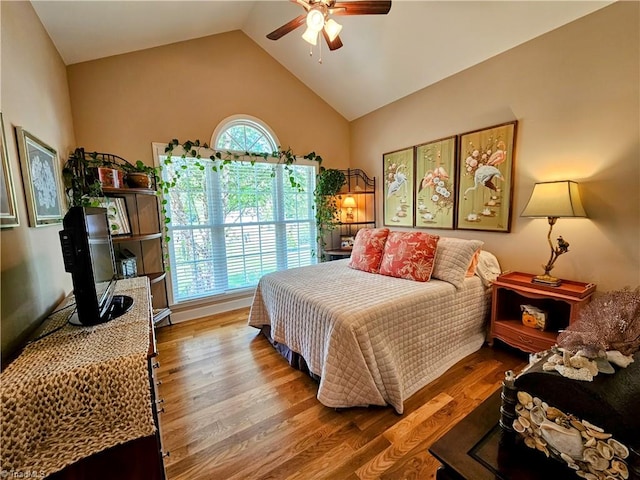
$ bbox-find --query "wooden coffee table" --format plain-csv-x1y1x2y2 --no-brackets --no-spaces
429,389,575,480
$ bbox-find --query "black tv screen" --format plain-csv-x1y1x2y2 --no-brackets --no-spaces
60,206,132,325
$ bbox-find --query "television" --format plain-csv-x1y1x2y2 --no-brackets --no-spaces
59,206,133,326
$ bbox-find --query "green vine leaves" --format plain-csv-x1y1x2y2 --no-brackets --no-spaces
161,140,331,250
314,168,347,259
163,139,322,192
63,142,347,262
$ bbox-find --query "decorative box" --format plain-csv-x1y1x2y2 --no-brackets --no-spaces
500,352,640,480
521,304,548,330
116,249,137,279
97,167,121,188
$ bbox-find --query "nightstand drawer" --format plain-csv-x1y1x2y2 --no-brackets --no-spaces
492,320,556,353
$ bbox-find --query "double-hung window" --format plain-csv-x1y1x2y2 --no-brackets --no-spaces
155,117,317,304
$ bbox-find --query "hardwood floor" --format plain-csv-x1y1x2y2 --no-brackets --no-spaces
155,309,527,480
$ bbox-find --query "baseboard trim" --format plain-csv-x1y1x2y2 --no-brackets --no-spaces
168,295,253,324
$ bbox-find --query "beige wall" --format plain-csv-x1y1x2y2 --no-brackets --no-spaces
66,30,350,169
1,2,76,361
351,1,639,292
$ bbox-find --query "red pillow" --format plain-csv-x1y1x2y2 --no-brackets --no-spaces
348,228,390,273
379,231,440,282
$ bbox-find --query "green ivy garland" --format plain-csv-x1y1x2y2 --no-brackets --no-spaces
314,168,347,259
64,141,347,261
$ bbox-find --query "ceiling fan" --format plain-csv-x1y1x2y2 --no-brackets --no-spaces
267,0,392,51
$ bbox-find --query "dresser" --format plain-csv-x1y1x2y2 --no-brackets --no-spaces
0,277,166,479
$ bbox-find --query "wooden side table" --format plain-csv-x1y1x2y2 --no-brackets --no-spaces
488,272,595,353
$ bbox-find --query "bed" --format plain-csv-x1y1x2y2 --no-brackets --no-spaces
247,232,501,414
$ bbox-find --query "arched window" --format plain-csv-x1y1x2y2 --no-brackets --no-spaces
155,116,317,305
212,115,279,154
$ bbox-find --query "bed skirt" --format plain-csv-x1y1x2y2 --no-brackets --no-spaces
259,325,321,382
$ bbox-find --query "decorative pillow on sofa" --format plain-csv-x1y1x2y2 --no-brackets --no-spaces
348,228,390,273
431,237,484,288
379,231,440,282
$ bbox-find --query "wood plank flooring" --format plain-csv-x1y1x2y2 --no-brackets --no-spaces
155,309,527,480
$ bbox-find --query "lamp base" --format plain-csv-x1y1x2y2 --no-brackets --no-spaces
531,274,562,287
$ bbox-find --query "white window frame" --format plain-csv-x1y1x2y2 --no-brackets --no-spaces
151,135,318,307
211,114,280,153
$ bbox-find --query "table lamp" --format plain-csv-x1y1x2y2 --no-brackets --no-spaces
342,195,357,222
521,180,587,286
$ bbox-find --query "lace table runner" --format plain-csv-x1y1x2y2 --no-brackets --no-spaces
0,277,156,477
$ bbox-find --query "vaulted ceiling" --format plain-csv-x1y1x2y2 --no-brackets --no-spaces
31,1,612,120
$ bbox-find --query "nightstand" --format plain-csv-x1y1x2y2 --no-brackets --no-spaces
323,249,352,261
488,272,596,353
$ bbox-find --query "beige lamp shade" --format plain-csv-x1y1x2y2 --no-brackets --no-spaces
521,180,587,218
342,196,357,209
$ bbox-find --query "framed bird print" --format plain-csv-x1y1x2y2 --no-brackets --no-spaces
456,121,517,232
383,147,414,227
414,136,457,229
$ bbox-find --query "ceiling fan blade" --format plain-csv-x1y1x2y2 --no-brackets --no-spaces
292,0,312,10
267,14,307,40
322,30,343,51
331,1,391,15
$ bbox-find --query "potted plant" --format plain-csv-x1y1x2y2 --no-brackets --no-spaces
314,168,346,258
62,148,105,206
120,160,157,189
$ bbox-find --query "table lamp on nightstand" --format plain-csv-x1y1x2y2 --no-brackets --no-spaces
342,195,357,222
521,180,587,286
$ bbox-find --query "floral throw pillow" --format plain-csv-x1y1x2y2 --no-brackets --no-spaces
348,228,390,273
379,231,440,282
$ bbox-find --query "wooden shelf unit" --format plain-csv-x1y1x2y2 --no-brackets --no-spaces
103,186,171,326
488,271,595,353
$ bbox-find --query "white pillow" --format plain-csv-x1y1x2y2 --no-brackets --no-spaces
475,250,502,287
431,237,484,288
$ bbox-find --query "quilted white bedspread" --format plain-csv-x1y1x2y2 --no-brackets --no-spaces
248,260,492,413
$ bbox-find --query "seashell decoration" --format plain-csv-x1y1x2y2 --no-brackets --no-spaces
607,438,630,459
539,419,584,460
514,389,631,480
543,347,634,382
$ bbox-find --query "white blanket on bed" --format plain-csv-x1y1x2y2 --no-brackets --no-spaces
248,260,492,413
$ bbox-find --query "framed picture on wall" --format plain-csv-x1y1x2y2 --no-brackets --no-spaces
0,113,20,228
383,147,414,227
15,127,64,227
414,136,457,229
456,121,517,232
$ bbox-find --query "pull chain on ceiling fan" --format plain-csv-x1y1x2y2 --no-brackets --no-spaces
267,0,392,53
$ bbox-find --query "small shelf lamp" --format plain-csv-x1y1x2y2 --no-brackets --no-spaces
342,195,357,222
521,180,587,286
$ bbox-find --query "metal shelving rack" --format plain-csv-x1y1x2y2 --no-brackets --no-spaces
326,168,376,253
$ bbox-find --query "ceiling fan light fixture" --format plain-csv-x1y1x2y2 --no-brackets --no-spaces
306,8,326,32
302,26,319,45
324,18,342,42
